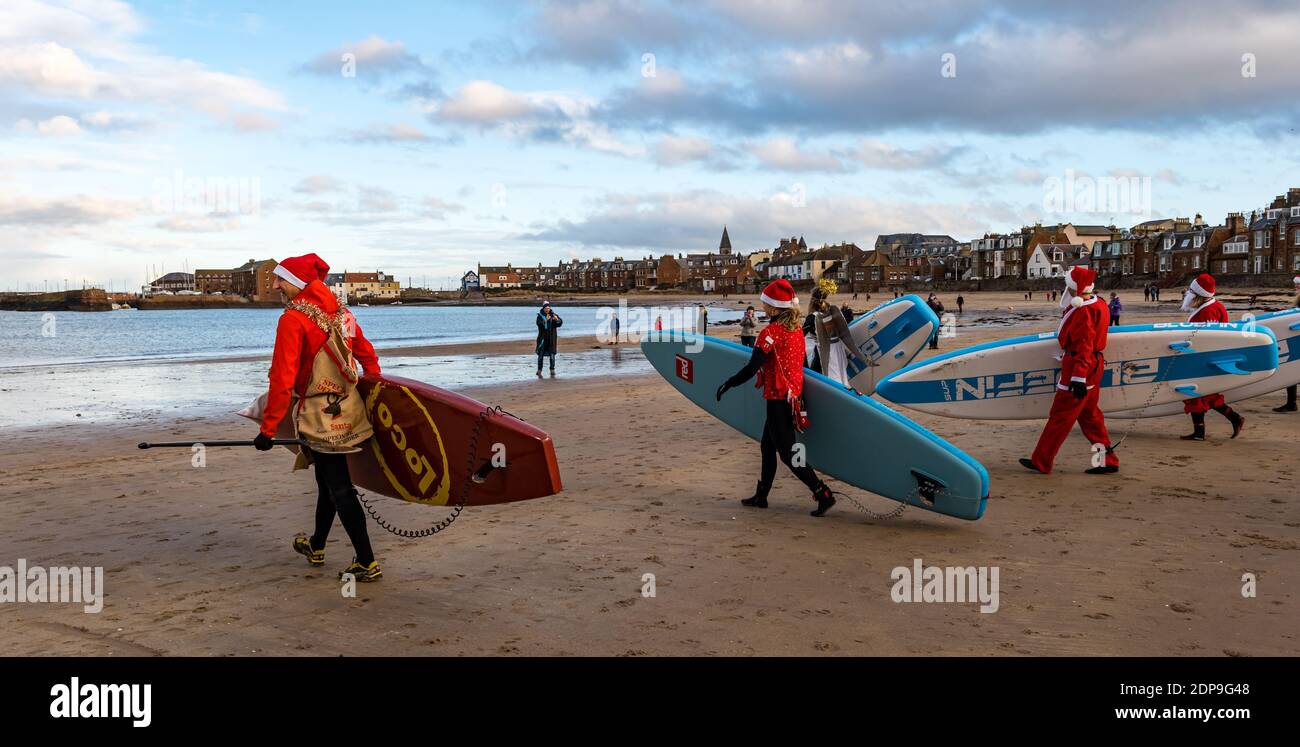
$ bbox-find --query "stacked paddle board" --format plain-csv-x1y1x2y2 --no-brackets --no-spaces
1110,308,1300,418
640,331,989,520
875,322,1279,420
843,294,941,394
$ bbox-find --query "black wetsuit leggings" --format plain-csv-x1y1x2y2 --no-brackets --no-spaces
309,450,374,566
760,399,822,491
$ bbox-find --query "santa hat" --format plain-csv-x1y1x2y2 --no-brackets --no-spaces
760,279,798,309
1189,273,1216,298
272,253,330,289
1064,265,1096,307
1292,275,1300,286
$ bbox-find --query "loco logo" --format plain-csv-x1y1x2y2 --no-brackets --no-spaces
364,382,451,505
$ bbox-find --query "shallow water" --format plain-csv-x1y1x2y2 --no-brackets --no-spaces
0,345,654,430
0,303,740,369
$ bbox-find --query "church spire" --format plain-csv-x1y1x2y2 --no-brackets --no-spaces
719,225,732,254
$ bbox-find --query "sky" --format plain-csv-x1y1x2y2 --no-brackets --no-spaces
3,0,1300,292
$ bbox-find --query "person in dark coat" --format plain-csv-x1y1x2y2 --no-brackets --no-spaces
536,301,563,377
926,293,945,349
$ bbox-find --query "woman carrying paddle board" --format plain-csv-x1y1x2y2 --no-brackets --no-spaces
715,279,836,517
1020,265,1120,475
802,279,869,390
1179,274,1246,440
254,253,384,582
1274,276,1300,413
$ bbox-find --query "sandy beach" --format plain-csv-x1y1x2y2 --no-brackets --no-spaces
0,290,1296,656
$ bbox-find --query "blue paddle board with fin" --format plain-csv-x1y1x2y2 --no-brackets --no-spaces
641,331,989,520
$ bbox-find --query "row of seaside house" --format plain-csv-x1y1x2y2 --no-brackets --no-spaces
467,187,1300,292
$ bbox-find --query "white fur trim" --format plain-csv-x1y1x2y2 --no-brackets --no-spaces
1070,295,1085,308
760,291,796,308
1190,278,1213,298
273,264,307,289
1292,275,1300,285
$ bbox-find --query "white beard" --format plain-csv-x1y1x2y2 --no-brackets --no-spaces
1180,291,1198,313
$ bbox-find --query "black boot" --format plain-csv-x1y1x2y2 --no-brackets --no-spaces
1180,412,1206,441
1217,406,1245,439
810,483,835,517
741,480,770,508
1273,387,1297,412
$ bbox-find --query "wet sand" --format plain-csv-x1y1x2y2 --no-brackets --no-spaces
0,290,1295,656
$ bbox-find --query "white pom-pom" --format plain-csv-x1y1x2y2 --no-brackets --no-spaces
1071,295,1085,308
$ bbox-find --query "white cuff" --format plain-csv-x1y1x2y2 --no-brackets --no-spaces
1070,376,1086,383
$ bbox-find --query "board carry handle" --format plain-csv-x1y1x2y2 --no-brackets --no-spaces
1289,322,1300,331
1168,341,1193,352
910,470,945,505
1174,384,1198,396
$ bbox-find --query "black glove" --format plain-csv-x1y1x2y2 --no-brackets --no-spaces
716,383,732,401
253,432,275,451
1069,381,1088,399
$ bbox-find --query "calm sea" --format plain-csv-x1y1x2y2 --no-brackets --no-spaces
0,303,742,369
0,303,743,430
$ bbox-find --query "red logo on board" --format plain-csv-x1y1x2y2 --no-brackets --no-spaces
675,354,693,383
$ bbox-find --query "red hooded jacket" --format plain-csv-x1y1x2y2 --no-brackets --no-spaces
1056,296,1110,387
260,281,380,437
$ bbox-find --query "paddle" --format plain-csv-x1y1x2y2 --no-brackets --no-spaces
137,439,304,449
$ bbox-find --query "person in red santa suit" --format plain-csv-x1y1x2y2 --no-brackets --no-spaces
1020,265,1120,475
716,279,837,517
254,253,385,581
1178,273,1245,441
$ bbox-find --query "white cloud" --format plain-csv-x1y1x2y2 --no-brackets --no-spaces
156,214,242,233
748,137,847,172
346,123,432,144
436,80,544,123
522,188,1006,251
0,2,286,131
434,79,642,157
302,34,427,76
423,197,465,219
0,189,140,226
16,114,83,136
652,135,717,166
294,175,345,195
854,140,962,170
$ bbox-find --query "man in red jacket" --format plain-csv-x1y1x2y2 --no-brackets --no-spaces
1179,273,1245,441
253,253,384,581
1021,265,1119,475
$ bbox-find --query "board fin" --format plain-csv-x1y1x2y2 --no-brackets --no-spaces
1208,356,1251,375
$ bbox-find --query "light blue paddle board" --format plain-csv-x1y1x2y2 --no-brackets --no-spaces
641,331,989,520
876,322,1278,420
1110,307,1300,418
843,294,941,394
